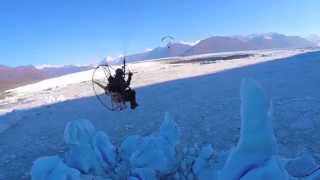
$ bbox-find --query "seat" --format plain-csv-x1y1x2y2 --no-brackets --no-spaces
110,92,124,103
110,92,126,110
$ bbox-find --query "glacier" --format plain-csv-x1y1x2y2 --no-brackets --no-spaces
31,79,320,180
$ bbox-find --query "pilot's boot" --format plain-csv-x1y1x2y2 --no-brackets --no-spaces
130,100,139,109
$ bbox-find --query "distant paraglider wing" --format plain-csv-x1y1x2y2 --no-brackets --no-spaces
161,35,175,49
161,35,175,43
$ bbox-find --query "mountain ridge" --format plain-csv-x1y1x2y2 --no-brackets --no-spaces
2,33,318,92
105,33,317,64
0,65,93,92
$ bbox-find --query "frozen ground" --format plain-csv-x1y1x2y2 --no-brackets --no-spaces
0,49,311,116
0,49,320,179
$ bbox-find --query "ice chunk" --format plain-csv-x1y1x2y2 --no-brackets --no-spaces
63,119,104,175
127,177,140,180
132,168,157,180
191,145,218,180
286,152,319,177
175,146,198,179
80,175,112,180
130,136,176,174
219,79,278,179
92,131,117,171
63,119,120,177
241,156,290,180
120,135,144,161
31,156,80,180
212,150,230,171
64,144,105,176
305,169,320,180
159,112,180,146
193,145,214,175
64,119,96,145
239,78,277,155
129,113,180,175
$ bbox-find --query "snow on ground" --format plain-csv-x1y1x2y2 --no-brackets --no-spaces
0,48,320,179
0,49,311,116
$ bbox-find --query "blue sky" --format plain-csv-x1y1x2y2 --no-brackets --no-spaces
0,0,319,66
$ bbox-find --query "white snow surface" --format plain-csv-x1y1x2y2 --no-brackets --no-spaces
0,49,312,115
1,48,320,179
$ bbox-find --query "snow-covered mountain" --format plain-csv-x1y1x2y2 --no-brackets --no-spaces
103,43,192,64
307,34,320,46
0,65,93,91
183,33,316,55
102,33,317,63
0,65,46,92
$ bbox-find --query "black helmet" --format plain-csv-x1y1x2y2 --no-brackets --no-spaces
115,68,124,76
